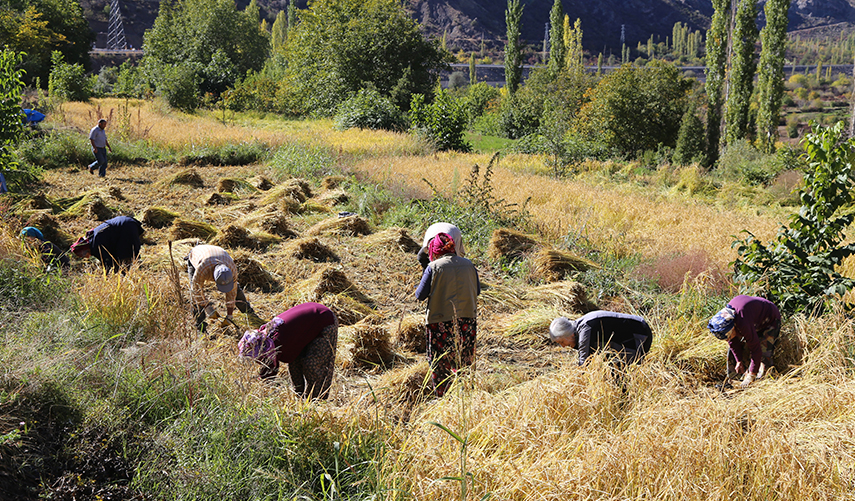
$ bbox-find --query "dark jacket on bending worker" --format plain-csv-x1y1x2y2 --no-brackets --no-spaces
575,311,653,366
90,216,144,271
416,254,480,324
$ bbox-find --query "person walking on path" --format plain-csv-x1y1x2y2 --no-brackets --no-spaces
238,302,339,399
415,232,480,396
708,295,781,388
70,215,144,273
88,118,112,177
185,244,254,332
549,311,653,366
20,226,69,272
418,222,465,270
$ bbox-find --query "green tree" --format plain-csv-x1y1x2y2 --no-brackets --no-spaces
725,0,758,145
143,0,269,106
756,0,791,153
733,122,855,314
672,103,707,165
271,9,287,53
705,0,730,165
563,17,583,79
547,0,564,78
0,49,25,174
574,61,691,155
47,50,89,101
410,89,471,152
504,0,523,95
282,0,447,116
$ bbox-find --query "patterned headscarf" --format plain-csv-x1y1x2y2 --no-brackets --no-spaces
238,327,277,365
708,306,736,340
428,232,456,261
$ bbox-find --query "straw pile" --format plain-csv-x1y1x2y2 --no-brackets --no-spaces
241,209,298,238
284,178,313,200
210,224,279,250
250,175,274,190
302,200,332,214
393,314,426,353
60,192,115,220
320,175,345,190
27,193,55,211
488,228,539,261
140,207,179,228
282,237,339,262
347,323,396,370
107,186,124,200
369,361,432,418
292,265,373,305
307,215,372,237
160,168,204,188
169,218,218,241
501,307,561,344
232,251,280,292
364,228,421,253
317,189,349,206
24,212,73,247
530,248,596,282
525,281,596,313
205,192,235,206
321,293,374,325
217,177,257,194
261,182,310,204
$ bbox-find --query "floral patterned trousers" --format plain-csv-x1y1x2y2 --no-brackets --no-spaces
426,317,477,396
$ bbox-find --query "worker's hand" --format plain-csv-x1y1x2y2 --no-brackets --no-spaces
734,361,745,374
218,315,233,328
740,372,756,388
204,304,219,319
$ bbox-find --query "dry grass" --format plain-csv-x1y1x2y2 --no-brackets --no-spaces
306,215,372,237
282,237,339,262
530,247,597,282
488,227,540,262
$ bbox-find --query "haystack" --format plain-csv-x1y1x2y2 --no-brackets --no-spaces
169,218,218,241
250,175,274,191
24,212,73,247
292,265,373,305
159,168,204,188
525,281,596,313
206,192,236,206
321,293,374,325
364,228,421,254
307,215,372,237
282,237,339,262
488,228,539,262
393,314,426,353
321,175,346,190
140,207,179,229
61,192,114,221
348,323,396,370
530,248,596,282
317,189,349,206
210,224,279,250
232,251,280,292
217,177,257,194
284,178,313,200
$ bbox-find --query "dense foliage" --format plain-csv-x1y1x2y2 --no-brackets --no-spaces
734,122,855,314
724,0,758,145
282,0,447,116
547,0,564,78
503,0,523,95
705,0,730,166
0,49,24,176
410,89,471,152
334,87,406,132
756,0,791,153
47,50,89,101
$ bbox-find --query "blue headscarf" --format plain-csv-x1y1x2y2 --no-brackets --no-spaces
708,306,736,340
21,227,45,241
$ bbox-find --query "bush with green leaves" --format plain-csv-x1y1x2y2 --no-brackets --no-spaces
113,62,149,98
733,122,855,314
158,62,201,112
409,90,471,152
464,82,499,125
91,65,119,97
716,139,780,185
1,50,25,173
47,51,90,102
672,104,707,166
334,87,406,132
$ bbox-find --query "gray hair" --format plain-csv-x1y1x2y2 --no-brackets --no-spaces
549,316,576,341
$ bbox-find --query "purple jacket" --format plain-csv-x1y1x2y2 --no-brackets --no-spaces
728,295,781,374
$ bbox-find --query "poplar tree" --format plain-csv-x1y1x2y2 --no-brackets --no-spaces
469,52,476,85
504,0,523,95
547,0,565,77
271,10,288,52
287,0,297,31
756,0,790,153
563,17,583,78
705,0,730,165
725,0,758,145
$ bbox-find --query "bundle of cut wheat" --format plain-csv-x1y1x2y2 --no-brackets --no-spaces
524,281,596,313
232,250,281,292
282,237,339,262
206,192,237,206
307,215,372,237
60,192,115,221
210,224,279,250
317,189,350,206
530,248,596,282
169,218,218,241
501,307,562,345
394,314,426,352
347,323,396,370
292,265,373,305
240,208,298,238
367,360,432,420
217,177,258,194
321,175,346,190
107,186,124,200
140,207,180,229
364,228,421,254
24,212,73,247
321,293,374,326
250,175,274,190
159,168,204,188
488,228,539,262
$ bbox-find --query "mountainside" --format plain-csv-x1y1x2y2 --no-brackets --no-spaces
83,0,855,54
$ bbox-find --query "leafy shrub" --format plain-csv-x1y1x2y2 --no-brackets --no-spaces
672,104,706,166
158,63,201,112
716,139,780,185
334,88,406,132
17,130,91,169
497,92,542,139
91,66,119,97
464,82,499,124
180,141,270,166
47,51,90,102
733,122,855,314
409,90,471,152
113,62,149,98
225,73,282,113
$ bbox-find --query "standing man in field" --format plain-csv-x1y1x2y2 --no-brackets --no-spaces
88,118,112,177
549,311,653,366
185,244,254,332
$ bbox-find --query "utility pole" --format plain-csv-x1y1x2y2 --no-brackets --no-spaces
107,0,128,50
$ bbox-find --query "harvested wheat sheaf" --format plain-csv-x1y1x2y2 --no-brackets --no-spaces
501,307,562,344
307,215,372,237
530,248,596,282
321,175,346,190
394,314,426,353
293,266,373,304
217,177,257,194
321,293,373,326
251,175,274,190
284,178,313,200
140,207,179,229
488,227,539,262
369,360,432,417
28,193,55,210
160,168,204,188
317,189,349,206
232,250,280,292
107,186,124,200
205,192,235,206
169,218,218,241
282,237,339,262
524,280,596,313
241,208,298,238
24,212,73,247
211,224,279,250
347,323,396,370
60,192,115,221
364,228,421,254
